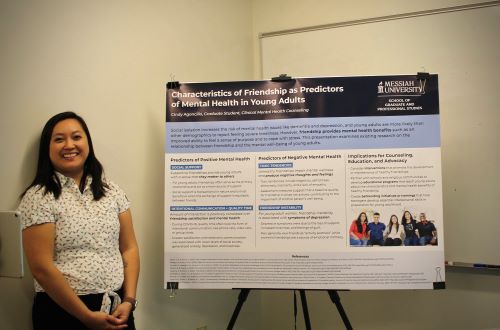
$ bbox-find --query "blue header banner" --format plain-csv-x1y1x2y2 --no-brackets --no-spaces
166,75,439,122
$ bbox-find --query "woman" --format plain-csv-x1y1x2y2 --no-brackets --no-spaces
18,112,140,330
384,215,403,246
349,212,369,246
401,210,419,246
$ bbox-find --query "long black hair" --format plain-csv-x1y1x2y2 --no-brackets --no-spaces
402,210,414,224
388,215,400,232
356,212,368,233
22,112,108,200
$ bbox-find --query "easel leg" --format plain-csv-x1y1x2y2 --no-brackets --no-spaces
299,290,312,330
327,290,353,330
227,289,250,330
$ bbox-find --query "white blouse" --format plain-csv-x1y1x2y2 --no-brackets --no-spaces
384,223,404,239
18,172,130,296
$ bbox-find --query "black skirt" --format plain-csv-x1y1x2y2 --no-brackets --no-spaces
32,288,136,330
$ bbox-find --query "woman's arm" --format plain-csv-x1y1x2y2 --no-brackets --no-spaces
23,223,126,330
383,226,389,239
113,209,140,319
348,221,359,239
398,225,404,239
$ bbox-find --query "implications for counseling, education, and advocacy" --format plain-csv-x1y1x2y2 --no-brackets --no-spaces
165,75,444,290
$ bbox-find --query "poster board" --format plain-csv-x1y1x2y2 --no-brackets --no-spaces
260,5,500,266
164,75,445,290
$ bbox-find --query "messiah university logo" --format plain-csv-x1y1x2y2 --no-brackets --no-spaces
378,79,426,95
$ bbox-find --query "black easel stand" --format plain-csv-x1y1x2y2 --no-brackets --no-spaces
328,290,353,330
299,290,312,330
226,289,352,330
227,289,250,330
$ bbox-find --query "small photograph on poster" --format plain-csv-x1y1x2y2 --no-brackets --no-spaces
348,209,439,247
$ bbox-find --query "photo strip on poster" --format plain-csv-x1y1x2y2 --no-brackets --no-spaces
164,75,444,290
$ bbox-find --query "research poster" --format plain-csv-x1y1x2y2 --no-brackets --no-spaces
165,75,444,290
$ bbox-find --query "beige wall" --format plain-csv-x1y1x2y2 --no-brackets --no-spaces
1,1,499,329
0,1,258,329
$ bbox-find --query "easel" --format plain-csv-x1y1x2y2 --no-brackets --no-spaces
226,289,353,330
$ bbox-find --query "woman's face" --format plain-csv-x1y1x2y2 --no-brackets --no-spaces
49,119,89,182
391,216,398,224
360,213,367,221
404,211,411,220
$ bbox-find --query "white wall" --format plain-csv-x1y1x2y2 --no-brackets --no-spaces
0,1,260,329
2,1,499,330
250,1,500,329
251,0,490,79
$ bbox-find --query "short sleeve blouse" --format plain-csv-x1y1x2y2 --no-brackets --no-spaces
17,172,131,295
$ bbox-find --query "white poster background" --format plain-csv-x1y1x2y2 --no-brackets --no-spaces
165,76,444,290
